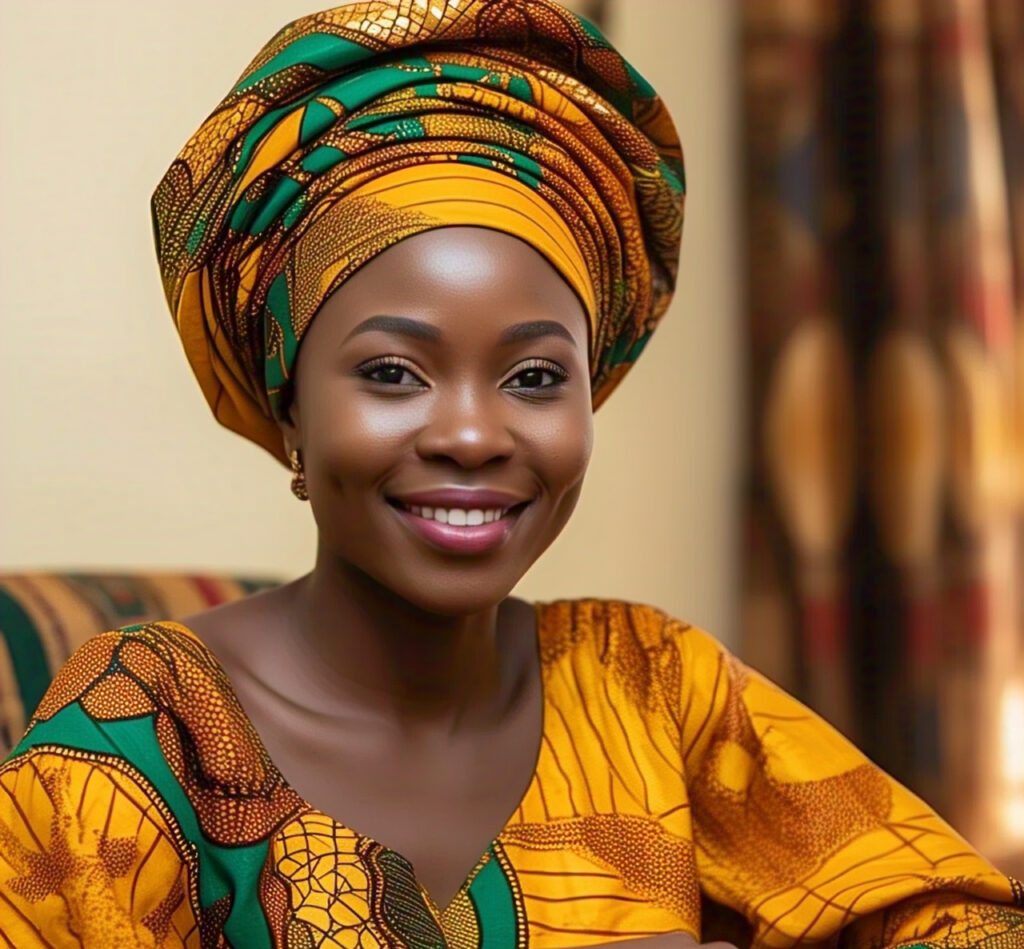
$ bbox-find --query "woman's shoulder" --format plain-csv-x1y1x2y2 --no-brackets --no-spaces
4,620,270,787
532,596,733,715
534,595,727,661
5,617,299,838
19,620,225,733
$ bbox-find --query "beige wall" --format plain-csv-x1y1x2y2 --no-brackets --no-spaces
0,1,742,645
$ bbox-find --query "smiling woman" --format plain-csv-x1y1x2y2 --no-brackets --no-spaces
0,2,1022,948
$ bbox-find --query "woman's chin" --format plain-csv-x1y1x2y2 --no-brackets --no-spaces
370,567,522,619
397,583,520,619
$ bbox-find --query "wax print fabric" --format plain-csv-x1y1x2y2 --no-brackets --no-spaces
152,0,685,463
2,600,1022,948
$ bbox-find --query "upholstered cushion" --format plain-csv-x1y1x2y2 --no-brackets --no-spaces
0,572,278,756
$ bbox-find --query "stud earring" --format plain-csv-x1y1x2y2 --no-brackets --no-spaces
289,449,309,501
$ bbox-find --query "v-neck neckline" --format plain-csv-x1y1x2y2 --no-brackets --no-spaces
179,599,551,920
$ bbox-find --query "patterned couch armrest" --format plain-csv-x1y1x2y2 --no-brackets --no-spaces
0,571,280,757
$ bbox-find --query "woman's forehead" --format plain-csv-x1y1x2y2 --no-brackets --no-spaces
308,227,591,344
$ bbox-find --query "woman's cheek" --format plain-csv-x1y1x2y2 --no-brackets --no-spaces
535,398,594,501
313,398,420,474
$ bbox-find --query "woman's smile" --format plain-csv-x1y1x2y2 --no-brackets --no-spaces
387,487,533,555
390,500,527,555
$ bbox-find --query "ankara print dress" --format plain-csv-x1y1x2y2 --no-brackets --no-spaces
1,599,1022,948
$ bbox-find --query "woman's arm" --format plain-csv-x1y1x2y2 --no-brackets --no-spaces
675,624,1024,948
0,745,196,947
0,628,200,947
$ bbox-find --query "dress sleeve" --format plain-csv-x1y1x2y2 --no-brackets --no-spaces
0,630,199,948
675,625,1024,948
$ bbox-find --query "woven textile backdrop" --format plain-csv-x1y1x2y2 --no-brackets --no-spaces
740,0,1024,874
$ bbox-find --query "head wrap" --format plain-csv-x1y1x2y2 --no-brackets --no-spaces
152,0,685,464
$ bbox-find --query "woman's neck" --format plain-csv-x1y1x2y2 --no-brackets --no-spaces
260,557,531,733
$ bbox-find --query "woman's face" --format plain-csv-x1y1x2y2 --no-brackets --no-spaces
283,226,594,616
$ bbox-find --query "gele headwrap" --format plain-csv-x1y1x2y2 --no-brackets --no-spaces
152,0,685,463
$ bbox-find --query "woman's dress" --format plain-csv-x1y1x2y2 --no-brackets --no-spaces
1,599,1021,948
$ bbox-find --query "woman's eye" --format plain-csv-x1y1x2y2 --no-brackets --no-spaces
504,363,568,390
357,360,424,386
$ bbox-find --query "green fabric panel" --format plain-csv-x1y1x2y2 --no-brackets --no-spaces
658,158,685,194
229,197,253,233
187,217,207,254
608,330,637,366
0,588,52,717
235,72,352,172
347,115,425,139
424,62,490,86
264,273,295,395
235,33,368,92
249,177,304,235
468,846,518,949
300,99,341,145
311,57,433,111
300,145,346,175
626,331,651,363
505,75,532,103
490,147,543,186
283,195,308,229
12,704,273,949
457,155,494,170
455,152,541,190
328,61,434,111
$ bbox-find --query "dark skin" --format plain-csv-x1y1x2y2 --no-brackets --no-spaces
187,227,734,949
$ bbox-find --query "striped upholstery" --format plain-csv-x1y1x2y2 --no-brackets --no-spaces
0,572,278,757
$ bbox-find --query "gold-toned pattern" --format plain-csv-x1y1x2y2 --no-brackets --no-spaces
29,625,304,847
152,0,685,464
0,749,199,947
1,602,1022,947
271,812,382,948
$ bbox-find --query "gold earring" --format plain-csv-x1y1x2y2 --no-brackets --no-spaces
289,449,309,501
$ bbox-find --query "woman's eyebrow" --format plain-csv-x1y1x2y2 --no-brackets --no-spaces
343,316,578,347
343,315,442,343
497,320,577,347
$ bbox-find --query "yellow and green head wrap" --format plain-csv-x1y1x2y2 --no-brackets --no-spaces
152,0,685,464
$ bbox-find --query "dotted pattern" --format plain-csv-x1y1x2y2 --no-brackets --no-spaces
28,623,304,846
504,813,701,922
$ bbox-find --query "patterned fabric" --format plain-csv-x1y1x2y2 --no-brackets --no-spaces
0,572,278,758
739,0,1024,873
152,0,685,464
2,600,1021,948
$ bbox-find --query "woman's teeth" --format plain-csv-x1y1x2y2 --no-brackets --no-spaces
405,505,507,526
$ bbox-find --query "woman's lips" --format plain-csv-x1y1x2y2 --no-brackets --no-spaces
391,502,526,555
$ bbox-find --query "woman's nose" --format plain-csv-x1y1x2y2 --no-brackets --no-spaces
414,386,516,469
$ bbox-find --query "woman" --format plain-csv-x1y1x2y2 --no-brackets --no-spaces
1,2,1021,947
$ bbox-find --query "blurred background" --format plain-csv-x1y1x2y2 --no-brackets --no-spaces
0,0,1020,874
